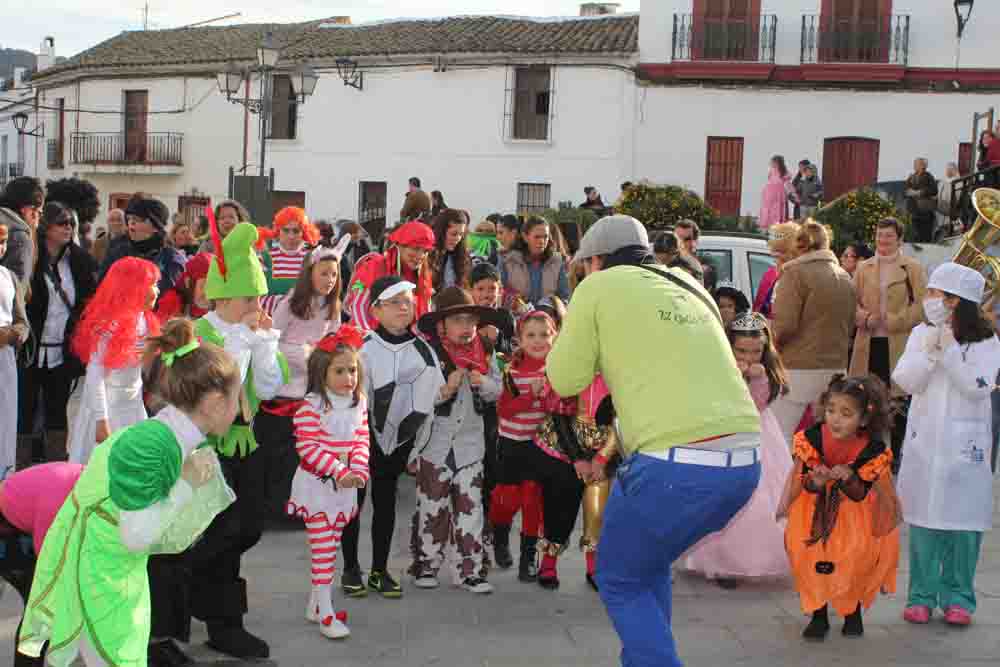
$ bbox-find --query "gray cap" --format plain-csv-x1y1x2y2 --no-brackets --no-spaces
572,215,649,264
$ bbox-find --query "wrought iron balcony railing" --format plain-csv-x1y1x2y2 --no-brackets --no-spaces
801,14,910,66
673,13,778,63
70,132,183,166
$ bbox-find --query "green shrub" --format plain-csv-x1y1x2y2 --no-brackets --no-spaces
814,188,910,251
615,182,719,231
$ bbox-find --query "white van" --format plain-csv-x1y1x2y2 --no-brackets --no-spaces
696,232,776,304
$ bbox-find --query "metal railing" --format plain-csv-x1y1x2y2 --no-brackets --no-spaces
801,14,910,65
951,165,1000,230
673,14,778,63
46,139,62,169
70,132,184,166
0,163,24,188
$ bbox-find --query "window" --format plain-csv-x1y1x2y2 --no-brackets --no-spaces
177,195,211,227
507,67,553,141
268,75,298,140
696,249,733,289
748,251,776,301
124,90,149,163
517,183,551,215
694,0,761,61
359,180,388,242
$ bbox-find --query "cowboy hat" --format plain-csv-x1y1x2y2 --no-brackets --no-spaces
417,286,507,337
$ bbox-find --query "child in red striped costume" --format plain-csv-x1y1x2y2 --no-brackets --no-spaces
491,311,557,583
289,326,369,640
262,207,320,315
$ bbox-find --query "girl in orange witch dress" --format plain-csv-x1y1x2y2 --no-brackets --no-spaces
780,374,901,641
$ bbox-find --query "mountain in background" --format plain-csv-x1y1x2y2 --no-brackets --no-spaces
0,47,37,80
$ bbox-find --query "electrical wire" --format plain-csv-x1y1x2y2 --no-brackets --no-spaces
0,97,187,114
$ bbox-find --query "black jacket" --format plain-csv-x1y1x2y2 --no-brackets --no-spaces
100,234,186,297
27,241,98,375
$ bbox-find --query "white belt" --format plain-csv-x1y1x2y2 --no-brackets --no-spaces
644,435,761,468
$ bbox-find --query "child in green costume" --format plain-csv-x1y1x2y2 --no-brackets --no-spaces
17,319,241,667
154,220,288,661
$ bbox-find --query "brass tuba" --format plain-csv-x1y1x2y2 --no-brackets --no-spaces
954,188,1000,301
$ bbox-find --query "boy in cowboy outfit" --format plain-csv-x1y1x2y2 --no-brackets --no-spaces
410,287,505,594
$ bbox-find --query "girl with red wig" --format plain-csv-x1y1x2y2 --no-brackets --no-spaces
344,221,435,332
68,257,161,464
262,206,320,316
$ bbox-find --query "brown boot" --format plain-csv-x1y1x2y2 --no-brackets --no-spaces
44,430,69,463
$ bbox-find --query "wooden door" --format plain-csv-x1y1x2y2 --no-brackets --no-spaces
124,91,148,163
958,142,974,176
271,190,306,220
109,192,132,212
694,0,760,61
822,137,880,201
704,137,744,217
821,0,892,62
177,196,211,227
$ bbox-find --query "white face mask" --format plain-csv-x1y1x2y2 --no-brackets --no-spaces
923,297,950,325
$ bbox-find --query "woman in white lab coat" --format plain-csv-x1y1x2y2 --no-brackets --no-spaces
893,262,1000,627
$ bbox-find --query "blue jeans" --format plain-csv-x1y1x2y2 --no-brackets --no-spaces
595,453,760,667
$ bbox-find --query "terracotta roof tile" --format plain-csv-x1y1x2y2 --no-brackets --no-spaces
40,15,637,79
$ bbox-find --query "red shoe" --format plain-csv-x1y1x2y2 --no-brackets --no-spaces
944,606,972,626
902,605,931,624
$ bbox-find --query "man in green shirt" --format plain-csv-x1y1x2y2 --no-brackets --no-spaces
546,215,761,667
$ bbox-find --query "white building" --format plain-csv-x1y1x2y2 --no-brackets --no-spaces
13,1,1000,226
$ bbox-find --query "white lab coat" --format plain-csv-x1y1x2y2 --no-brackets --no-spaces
893,323,1000,532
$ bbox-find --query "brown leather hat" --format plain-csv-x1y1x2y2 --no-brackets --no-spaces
417,286,506,336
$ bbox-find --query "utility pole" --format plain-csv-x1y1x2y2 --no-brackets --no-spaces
142,3,149,30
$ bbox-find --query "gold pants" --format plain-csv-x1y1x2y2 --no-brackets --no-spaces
580,479,611,552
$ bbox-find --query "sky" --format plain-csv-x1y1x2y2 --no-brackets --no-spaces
0,0,640,59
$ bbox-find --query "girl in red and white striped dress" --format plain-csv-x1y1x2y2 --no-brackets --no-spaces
262,206,320,315
289,325,369,640
490,311,557,583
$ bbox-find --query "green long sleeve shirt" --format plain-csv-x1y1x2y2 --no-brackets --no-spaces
546,265,760,457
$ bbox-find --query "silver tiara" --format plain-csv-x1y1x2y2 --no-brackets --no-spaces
730,311,769,333
768,226,796,242
715,280,737,290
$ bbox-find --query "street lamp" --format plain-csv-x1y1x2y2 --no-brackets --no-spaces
215,31,319,177
12,111,43,137
955,0,974,38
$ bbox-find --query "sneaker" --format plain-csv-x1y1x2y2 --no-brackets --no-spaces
319,615,350,640
903,605,931,624
368,570,403,598
944,605,972,626
461,577,494,594
414,569,440,589
341,567,367,598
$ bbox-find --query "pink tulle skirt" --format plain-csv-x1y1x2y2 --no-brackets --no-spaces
682,407,792,580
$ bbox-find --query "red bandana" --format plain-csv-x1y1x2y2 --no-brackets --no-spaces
438,325,489,374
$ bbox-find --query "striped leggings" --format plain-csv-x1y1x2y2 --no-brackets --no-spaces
305,512,350,586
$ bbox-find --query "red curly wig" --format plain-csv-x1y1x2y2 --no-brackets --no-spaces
272,206,320,246
72,257,161,371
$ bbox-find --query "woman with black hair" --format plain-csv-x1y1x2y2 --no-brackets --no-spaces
430,190,447,218
496,214,521,255
840,242,874,278
501,215,569,304
894,262,1000,627
0,177,45,284
18,202,97,469
713,283,751,328
99,196,186,300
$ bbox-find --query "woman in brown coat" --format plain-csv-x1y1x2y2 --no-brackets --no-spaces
849,218,927,391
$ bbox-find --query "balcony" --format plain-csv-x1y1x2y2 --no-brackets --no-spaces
70,131,184,175
47,139,63,170
673,14,778,64
801,14,910,66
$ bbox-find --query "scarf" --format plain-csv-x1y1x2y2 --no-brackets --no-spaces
438,327,489,374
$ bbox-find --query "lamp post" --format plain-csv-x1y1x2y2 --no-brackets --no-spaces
954,0,974,38
216,32,318,178
12,111,43,137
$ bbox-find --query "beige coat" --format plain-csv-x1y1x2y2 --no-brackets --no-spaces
849,253,927,395
771,249,856,370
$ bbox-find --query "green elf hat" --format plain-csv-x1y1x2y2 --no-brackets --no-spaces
204,221,268,300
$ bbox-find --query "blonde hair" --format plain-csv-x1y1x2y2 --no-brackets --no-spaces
795,220,831,253
767,222,801,255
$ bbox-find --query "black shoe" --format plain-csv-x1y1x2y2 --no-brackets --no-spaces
493,524,514,570
843,605,864,637
368,569,403,598
206,626,270,659
716,578,742,589
341,566,368,598
802,607,830,642
518,536,538,583
148,639,194,667
586,572,599,592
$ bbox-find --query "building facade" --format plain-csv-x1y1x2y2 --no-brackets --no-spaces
9,1,1000,226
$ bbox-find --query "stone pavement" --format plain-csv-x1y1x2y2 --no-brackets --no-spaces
3,477,1000,666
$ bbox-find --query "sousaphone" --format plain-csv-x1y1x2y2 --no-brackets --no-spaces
955,187,1000,301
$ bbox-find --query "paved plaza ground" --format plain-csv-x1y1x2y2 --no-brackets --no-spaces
3,477,1000,666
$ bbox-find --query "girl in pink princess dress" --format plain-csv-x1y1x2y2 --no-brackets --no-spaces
683,311,792,586
759,155,792,229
